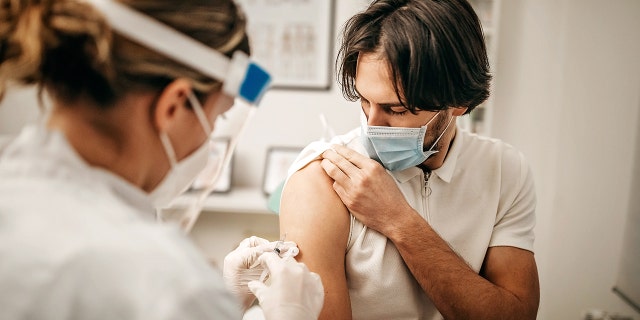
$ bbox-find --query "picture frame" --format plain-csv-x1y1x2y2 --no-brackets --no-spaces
262,146,303,196
190,137,233,193
236,0,335,90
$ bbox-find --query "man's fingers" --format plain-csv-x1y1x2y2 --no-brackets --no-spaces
330,144,371,168
318,160,352,205
320,157,349,183
322,148,361,178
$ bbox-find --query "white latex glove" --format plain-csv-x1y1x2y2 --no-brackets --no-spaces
223,236,299,309
248,252,324,320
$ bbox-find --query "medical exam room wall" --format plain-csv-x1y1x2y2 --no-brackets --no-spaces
491,0,640,319
1,1,639,319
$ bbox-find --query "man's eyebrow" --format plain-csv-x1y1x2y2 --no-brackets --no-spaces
354,87,405,108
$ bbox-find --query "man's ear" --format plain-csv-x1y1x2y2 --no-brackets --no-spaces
152,78,193,132
451,106,469,116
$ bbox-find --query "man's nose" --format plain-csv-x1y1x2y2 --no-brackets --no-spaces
366,106,389,126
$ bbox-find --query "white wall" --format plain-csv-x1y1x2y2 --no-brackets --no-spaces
492,0,640,318
230,0,364,188
1,1,639,319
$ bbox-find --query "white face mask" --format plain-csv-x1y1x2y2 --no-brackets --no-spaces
149,93,213,208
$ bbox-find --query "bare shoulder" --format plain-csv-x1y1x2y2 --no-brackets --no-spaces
281,159,349,220
280,160,354,319
280,159,350,261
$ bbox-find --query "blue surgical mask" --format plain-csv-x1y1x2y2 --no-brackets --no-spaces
361,110,454,171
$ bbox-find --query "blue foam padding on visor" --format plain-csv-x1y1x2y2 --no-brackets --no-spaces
239,63,271,104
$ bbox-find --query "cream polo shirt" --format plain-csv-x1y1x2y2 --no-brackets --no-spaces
286,126,536,320
0,125,241,319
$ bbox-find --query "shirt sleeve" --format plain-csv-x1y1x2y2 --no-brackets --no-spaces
489,150,537,252
26,239,242,320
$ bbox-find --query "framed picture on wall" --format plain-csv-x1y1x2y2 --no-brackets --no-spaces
190,137,233,193
262,146,303,196
235,0,335,90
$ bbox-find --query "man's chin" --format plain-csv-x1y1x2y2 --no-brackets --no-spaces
420,154,446,171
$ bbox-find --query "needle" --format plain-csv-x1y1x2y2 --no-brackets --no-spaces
273,233,287,255
258,233,288,283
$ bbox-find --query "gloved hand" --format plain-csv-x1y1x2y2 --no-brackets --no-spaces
248,252,324,320
223,236,299,309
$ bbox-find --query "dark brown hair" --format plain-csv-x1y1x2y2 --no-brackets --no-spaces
337,0,491,114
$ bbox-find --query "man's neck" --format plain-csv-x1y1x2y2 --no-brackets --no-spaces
420,126,458,171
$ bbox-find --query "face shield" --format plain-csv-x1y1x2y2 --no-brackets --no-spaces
87,0,271,231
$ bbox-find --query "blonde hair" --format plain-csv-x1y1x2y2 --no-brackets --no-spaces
0,0,249,107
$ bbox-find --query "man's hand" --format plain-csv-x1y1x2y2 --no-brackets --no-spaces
321,146,540,320
320,144,415,234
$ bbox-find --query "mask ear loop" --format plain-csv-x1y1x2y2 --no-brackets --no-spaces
426,115,455,152
174,92,217,232
155,131,180,222
424,110,441,127
158,92,212,170
187,92,213,135
159,132,178,167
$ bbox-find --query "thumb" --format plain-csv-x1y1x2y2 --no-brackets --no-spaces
238,236,269,249
248,280,267,300
245,245,269,267
246,236,270,247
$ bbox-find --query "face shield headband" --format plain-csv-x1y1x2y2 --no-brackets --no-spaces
84,0,272,105
85,0,271,232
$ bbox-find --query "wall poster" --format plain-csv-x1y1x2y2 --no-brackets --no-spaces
236,0,335,90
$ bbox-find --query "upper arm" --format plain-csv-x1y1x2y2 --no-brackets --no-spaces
280,160,352,320
480,246,540,318
482,152,539,318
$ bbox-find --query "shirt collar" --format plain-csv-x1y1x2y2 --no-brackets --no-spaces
7,125,156,220
91,166,157,220
391,126,464,184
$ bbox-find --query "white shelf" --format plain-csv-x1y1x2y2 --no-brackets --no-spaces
170,186,274,215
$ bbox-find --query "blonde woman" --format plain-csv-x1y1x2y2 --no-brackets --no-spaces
0,0,322,319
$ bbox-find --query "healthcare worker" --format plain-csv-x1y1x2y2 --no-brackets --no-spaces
0,0,323,319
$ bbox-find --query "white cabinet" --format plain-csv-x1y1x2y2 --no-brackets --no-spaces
166,188,278,266
170,187,273,215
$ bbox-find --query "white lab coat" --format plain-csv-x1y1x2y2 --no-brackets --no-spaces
0,125,242,319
